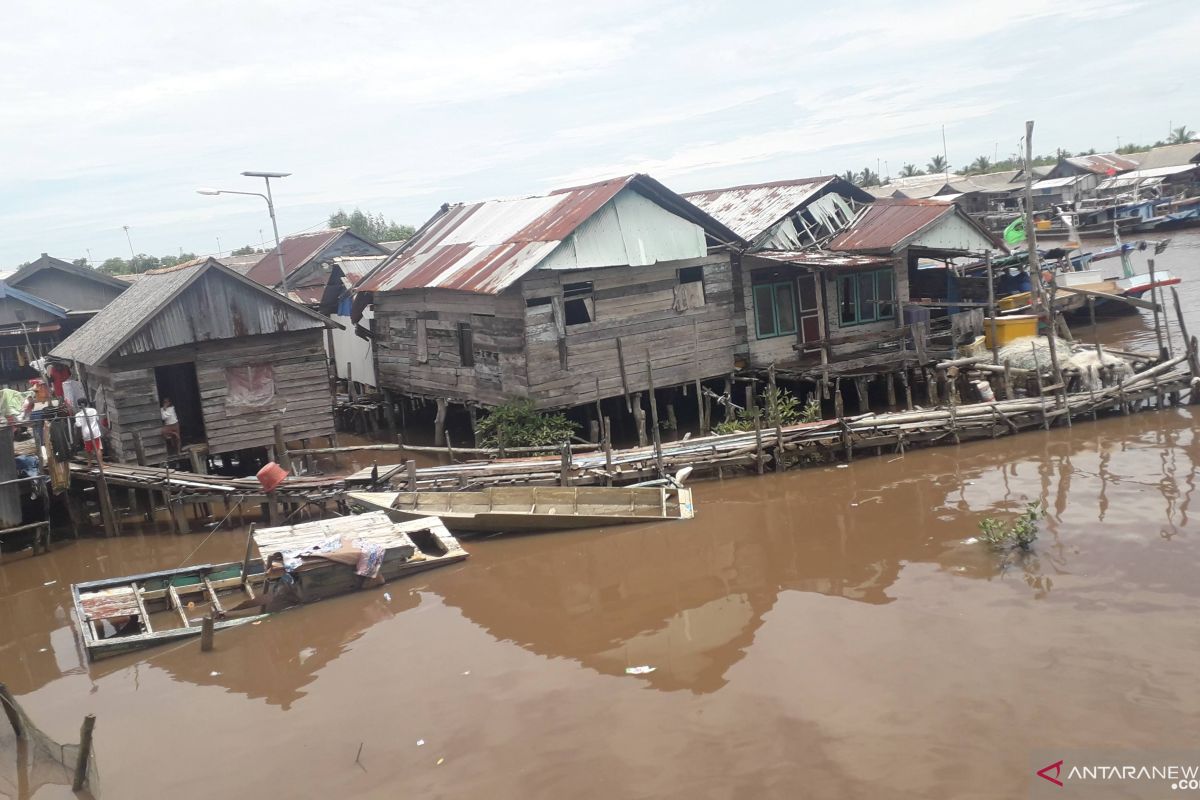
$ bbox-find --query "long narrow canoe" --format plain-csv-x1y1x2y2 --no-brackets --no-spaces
346,485,695,534
72,512,467,661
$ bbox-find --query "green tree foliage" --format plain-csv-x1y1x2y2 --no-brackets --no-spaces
840,170,857,185
966,155,992,174
95,252,196,275
976,502,1043,551
476,399,578,449
328,208,416,244
713,388,820,435
927,154,948,173
1169,125,1196,144
231,245,262,256
857,167,881,187
899,163,923,177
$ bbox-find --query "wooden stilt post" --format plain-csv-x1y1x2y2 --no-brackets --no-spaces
1149,258,1166,360
433,398,448,447
559,442,571,487
723,377,733,421
92,454,118,538
902,369,913,410
273,423,292,473
405,460,417,492
694,378,706,435
886,371,897,407
986,252,1000,366
200,615,214,651
645,353,664,478
468,404,479,447
383,391,398,443
753,411,765,475
266,492,282,526
444,432,455,463
1169,288,1200,404
71,714,96,791
666,401,678,434
632,393,647,448
603,416,614,487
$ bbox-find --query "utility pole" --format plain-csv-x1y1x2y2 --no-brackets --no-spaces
122,226,136,262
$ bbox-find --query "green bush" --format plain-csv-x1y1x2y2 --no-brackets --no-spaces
713,387,820,435
977,502,1043,551
476,399,578,449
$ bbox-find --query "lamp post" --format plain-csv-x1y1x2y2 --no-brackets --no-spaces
197,170,291,293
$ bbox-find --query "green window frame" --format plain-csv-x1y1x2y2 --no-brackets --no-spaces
753,280,798,339
837,268,895,327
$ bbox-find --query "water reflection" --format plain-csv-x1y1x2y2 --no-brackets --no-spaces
426,407,1198,694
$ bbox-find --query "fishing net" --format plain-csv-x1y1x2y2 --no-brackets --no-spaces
996,335,1135,391
0,688,100,799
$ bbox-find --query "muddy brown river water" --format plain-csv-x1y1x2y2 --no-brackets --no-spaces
2,232,1199,799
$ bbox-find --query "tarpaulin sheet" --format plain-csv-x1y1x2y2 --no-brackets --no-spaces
225,364,276,414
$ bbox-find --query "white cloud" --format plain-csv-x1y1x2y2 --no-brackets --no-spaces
0,0,1194,264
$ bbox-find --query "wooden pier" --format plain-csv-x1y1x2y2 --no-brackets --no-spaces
345,350,1196,491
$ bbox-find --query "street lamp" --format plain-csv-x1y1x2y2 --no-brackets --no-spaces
196,170,292,292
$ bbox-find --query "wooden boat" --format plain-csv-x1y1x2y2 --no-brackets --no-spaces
72,512,467,660
345,485,695,534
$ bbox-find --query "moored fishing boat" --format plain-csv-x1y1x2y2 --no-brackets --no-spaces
72,512,466,660
346,485,695,534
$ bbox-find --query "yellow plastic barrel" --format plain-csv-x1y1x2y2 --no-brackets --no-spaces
984,315,1038,349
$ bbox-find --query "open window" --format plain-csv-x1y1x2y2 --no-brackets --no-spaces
674,266,706,310
457,322,474,367
155,362,207,444
838,268,895,326
563,281,594,326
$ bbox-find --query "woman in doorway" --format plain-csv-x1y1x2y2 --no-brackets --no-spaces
161,397,181,453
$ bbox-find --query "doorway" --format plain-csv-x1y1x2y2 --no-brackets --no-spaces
154,362,206,445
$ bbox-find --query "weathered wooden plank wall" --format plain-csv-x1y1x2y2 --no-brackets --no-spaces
522,254,737,408
93,329,334,463
373,290,526,406
373,254,739,409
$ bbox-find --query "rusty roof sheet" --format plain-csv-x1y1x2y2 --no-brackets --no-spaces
682,176,871,241
828,200,963,252
750,249,893,269
245,228,346,286
1065,153,1139,174
332,255,389,287
355,174,741,295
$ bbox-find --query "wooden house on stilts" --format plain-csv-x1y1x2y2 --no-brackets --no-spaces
50,258,338,465
685,178,1003,412
352,174,745,441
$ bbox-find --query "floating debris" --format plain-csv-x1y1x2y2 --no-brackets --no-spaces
625,665,656,675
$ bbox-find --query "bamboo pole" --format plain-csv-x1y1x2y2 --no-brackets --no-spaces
987,251,1000,365
1023,119,1043,314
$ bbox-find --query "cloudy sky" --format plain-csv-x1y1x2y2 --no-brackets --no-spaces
1,0,1196,265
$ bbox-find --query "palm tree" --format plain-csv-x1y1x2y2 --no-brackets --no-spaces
1169,125,1196,145
857,167,881,187
927,155,948,173
840,169,858,185
969,155,992,173
899,163,922,177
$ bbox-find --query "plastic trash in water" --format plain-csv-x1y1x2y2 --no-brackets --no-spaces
625,665,656,675
462,670,471,676
836,464,849,469
436,758,445,766
43,580,56,586
384,592,392,602
416,739,425,747
209,671,221,677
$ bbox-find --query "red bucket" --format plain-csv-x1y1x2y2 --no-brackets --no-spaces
256,461,289,492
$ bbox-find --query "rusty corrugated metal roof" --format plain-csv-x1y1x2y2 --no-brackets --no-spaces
355,174,742,295
682,176,871,241
828,199,995,253
1065,153,1139,174
332,255,389,287
244,228,345,286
